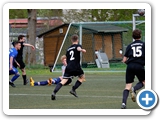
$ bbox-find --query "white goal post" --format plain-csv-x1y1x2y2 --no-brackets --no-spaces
51,23,72,72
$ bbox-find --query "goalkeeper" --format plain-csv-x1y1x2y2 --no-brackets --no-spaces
30,55,72,86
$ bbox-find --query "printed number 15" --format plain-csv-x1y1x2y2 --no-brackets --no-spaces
132,46,142,57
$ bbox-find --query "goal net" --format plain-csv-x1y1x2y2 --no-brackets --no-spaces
51,21,145,72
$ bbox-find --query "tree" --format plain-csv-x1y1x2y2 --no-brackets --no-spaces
62,9,139,22
90,9,112,21
27,9,37,65
108,9,138,21
63,9,91,22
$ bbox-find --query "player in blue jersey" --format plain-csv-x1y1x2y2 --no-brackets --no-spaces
9,42,21,87
12,35,35,85
121,29,145,109
51,34,86,100
30,55,72,86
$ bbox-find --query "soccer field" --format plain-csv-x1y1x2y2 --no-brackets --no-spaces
9,69,141,109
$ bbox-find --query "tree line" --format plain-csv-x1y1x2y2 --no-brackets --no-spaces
10,9,141,22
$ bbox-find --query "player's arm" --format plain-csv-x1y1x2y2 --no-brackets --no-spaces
77,47,86,53
23,43,35,50
9,57,13,70
122,56,128,63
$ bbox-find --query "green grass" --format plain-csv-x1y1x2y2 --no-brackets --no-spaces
23,62,127,75
9,68,141,109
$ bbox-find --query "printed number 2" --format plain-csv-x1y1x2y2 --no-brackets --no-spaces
70,50,75,61
132,46,142,57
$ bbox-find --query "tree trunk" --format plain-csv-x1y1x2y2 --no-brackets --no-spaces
27,9,37,65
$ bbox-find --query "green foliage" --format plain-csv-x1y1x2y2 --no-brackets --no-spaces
90,9,112,21
9,9,28,19
9,9,63,19
109,9,137,21
9,9,144,22
37,9,62,17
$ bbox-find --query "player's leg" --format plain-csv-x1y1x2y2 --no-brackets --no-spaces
48,77,62,85
9,67,20,87
132,82,144,92
30,77,62,87
30,77,49,86
51,78,68,100
70,69,85,97
130,65,145,102
20,60,28,85
64,78,72,86
133,66,145,92
121,83,133,109
121,65,134,109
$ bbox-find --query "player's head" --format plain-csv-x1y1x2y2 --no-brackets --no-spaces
14,41,21,50
18,35,25,42
71,34,79,43
132,29,142,40
61,55,67,66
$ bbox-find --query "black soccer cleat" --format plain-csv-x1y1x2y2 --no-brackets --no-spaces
70,89,78,97
121,103,126,109
9,81,16,87
51,93,56,100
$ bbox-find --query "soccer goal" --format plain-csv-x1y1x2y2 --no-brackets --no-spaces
51,20,145,72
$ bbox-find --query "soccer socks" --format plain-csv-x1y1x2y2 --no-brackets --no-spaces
122,89,129,105
133,82,144,92
53,83,62,94
72,80,82,91
34,81,48,86
22,75,26,81
10,74,20,82
22,75,28,85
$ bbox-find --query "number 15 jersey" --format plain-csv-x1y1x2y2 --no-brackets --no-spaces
66,44,82,70
124,40,145,66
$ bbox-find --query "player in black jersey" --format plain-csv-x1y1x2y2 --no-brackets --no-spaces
121,29,145,109
13,35,35,85
51,34,86,100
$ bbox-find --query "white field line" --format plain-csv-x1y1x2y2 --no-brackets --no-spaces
9,93,124,98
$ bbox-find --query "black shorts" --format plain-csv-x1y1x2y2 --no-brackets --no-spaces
13,59,25,69
63,67,84,79
126,63,145,84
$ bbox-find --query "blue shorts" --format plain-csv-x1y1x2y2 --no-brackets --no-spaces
9,67,18,75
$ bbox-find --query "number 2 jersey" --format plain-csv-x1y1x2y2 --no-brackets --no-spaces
66,44,82,70
124,40,145,66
